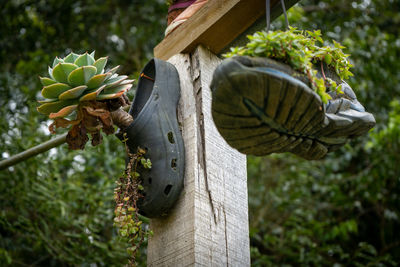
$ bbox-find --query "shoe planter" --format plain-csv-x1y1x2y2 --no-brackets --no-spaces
124,58,184,217
210,56,375,160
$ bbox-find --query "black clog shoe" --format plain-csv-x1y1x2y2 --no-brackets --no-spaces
210,56,375,160
124,58,184,217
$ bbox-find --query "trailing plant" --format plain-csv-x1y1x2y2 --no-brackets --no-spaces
37,51,134,149
224,27,354,103
114,134,153,265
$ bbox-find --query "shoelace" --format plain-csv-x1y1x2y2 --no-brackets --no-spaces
141,72,155,81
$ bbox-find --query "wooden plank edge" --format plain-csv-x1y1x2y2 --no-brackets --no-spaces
154,0,282,60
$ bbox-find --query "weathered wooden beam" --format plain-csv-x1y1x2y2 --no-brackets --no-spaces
220,0,301,54
147,45,249,266
154,0,300,60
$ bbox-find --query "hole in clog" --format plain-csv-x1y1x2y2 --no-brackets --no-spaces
164,185,172,195
171,158,177,170
168,132,175,143
148,177,152,184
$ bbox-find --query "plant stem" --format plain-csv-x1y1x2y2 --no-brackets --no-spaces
321,60,327,80
111,108,133,130
0,133,67,170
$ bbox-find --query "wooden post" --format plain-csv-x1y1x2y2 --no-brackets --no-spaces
147,46,249,266
148,1,300,265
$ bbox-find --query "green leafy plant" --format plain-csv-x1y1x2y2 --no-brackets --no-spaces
37,51,133,149
224,27,353,103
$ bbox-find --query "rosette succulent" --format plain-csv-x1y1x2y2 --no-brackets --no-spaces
38,51,132,119
37,51,134,149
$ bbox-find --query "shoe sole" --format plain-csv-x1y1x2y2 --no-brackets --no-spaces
211,58,331,159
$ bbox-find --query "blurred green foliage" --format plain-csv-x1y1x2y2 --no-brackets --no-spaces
1,0,399,266
248,0,400,265
0,0,166,266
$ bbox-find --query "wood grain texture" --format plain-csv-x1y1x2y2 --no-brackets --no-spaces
147,46,249,266
154,0,280,60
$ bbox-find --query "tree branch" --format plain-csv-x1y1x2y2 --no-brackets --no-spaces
0,108,133,170
0,133,67,170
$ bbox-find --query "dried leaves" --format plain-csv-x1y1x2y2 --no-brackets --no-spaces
66,123,90,150
49,101,116,150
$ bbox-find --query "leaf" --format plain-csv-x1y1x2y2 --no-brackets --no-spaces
82,104,108,118
79,85,106,101
82,101,114,135
39,77,57,86
58,85,88,100
105,65,120,76
128,207,135,212
97,84,131,100
103,83,132,94
68,66,97,86
140,158,152,169
96,90,126,100
104,75,128,88
82,111,103,133
86,73,108,89
48,117,77,133
37,99,76,115
52,57,63,68
38,98,58,104
74,52,95,67
93,57,108,74
66,123,89,150
48,66,54,80
49,104,78,118
146,159,152,168
52,63,78,83
324,54,332,65
105,73,118,81
120,79,134,85
63,52,79,63
41,83,71,98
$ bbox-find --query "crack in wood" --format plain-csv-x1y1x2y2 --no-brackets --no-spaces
224,206,229,266
190,51,218,224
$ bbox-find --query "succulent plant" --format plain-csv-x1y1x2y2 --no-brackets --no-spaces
37,51,134,150
37,51,133,119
